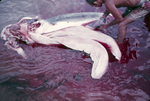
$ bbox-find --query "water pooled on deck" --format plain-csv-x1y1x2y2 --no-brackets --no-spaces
0,0,150,101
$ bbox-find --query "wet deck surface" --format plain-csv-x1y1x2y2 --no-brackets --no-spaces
0,0,150,101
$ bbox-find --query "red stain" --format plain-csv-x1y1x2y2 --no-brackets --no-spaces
118,38,138,63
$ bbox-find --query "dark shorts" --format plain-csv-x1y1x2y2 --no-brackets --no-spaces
123,0,150,20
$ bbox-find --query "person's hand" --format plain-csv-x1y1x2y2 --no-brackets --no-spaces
100,24,108,29
91,17,106,29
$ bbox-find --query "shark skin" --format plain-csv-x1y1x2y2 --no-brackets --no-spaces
1,17,121,79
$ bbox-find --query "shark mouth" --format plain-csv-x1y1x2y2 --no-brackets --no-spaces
1,16,121,79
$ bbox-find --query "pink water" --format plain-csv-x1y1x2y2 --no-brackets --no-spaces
0,0,150,101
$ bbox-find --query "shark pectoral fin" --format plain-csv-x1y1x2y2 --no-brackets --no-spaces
55,36,109,79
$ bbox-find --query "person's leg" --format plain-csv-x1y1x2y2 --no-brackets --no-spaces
118,17,133,44
118,6,150,44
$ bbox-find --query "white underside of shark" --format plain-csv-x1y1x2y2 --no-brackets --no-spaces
1,17,121,79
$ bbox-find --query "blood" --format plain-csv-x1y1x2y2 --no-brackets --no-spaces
95,40,118,62
117,38,138,63
0,11,150,101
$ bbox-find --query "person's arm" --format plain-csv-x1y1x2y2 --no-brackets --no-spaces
100,0,124,29
105,1,124,22
106,19,119,27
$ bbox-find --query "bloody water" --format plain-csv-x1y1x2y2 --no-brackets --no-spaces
0,0,150,101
